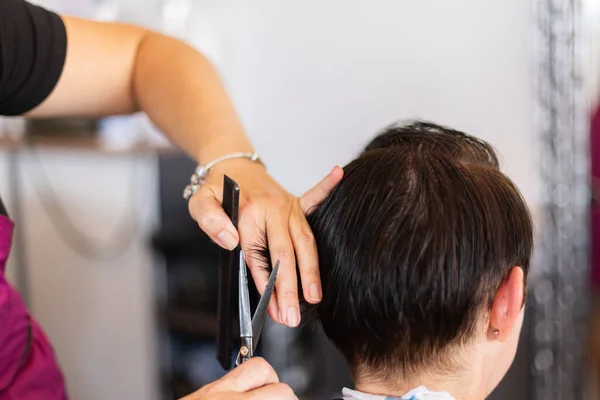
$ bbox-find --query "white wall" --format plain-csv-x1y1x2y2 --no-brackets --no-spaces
0,1,536,399
190,0,536,205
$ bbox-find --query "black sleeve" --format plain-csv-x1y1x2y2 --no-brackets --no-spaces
0,0,67,116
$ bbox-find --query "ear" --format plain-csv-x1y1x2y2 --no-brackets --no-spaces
488,267,525,341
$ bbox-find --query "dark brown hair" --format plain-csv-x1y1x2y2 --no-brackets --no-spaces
256,121,533,378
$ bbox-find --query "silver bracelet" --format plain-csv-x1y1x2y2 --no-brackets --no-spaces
183,152,263,200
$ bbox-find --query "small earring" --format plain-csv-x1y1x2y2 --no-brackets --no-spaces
492,329,499,337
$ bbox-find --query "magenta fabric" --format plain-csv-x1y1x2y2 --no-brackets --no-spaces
0,215,67,399
592,105,600,292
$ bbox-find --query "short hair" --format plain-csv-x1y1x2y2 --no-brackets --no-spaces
255,121,533,379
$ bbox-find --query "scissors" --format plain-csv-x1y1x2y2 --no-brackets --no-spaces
216,175,279,369
236,252,279,365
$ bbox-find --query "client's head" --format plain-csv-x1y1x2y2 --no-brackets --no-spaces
259,121,533,398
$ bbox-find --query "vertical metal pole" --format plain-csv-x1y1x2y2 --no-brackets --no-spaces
532,0,588,399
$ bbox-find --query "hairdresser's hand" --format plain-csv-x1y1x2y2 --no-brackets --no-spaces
188,160,343,326
180,357,297,400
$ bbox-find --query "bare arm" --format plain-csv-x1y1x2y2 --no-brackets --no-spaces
28,16,343,326
28,16,250,163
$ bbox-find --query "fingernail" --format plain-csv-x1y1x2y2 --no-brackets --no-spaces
287,308,299,327
217,230,238,250
309,283,322,302
278,311,283,324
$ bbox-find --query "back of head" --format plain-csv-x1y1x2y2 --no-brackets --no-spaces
306,121,533,380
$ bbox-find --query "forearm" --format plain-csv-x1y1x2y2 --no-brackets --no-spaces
28,16,253,164
133,33,254,163
19,13,341,326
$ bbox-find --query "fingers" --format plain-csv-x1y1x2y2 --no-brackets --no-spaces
289,205,321,304
191,165,343,330
245,248,281,324
238,204,282,323
288,165,342,305
299,165,344,215
214,357,279,393
266,211,300,328
246,383,297,400
188,186,239,250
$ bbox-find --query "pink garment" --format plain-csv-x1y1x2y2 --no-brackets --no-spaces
592,105,600,292
0,215,67,399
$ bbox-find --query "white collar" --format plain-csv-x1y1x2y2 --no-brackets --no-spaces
342,386,455,400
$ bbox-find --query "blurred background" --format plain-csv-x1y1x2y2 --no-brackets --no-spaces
0,0,597,399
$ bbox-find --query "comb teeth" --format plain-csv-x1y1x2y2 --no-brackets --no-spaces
216,175,240,370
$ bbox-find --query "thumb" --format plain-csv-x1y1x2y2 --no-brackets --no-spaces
214,358,279,393
300,165,344,215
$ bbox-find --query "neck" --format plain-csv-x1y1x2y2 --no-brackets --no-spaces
354,348,493,400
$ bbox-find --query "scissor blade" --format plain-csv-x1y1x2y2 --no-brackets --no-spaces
251,260,280,352
239,250,253,338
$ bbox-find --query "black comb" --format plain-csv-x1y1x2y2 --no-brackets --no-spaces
216,175,240,370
